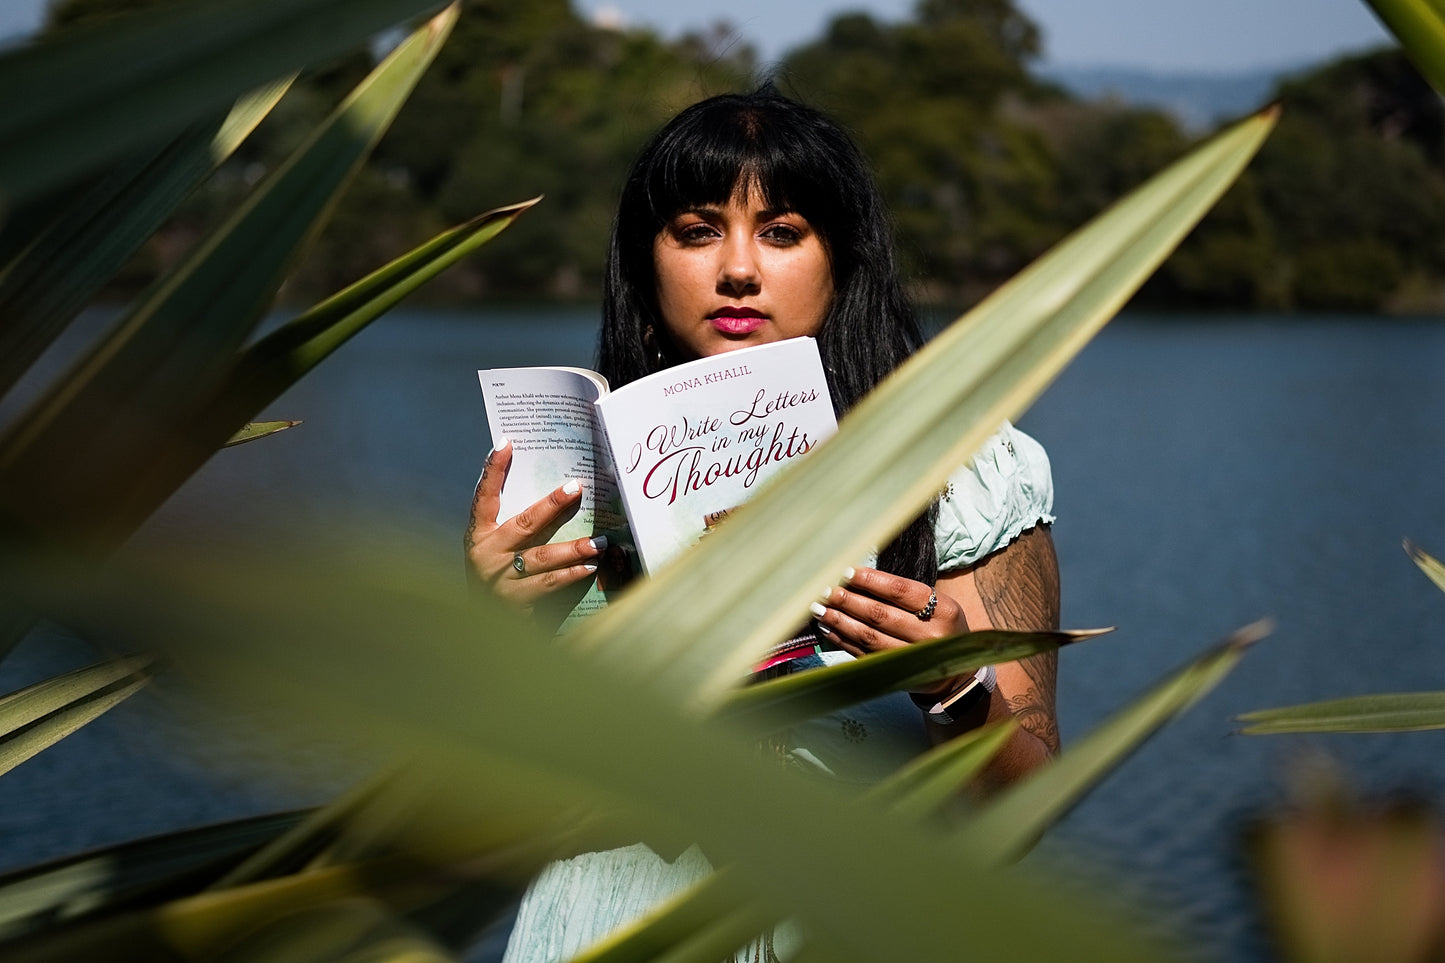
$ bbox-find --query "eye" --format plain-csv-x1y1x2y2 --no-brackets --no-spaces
675,222,720,245
760,223,804,246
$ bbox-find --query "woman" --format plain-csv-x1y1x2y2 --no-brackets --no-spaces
465,87,1059,960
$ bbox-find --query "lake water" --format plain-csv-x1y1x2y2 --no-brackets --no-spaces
4,308,1445,960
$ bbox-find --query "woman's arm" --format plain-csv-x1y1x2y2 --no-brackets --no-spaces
809,523,1061,794
934,524,1060,791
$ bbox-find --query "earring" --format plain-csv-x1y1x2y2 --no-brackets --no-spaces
643,325,665,369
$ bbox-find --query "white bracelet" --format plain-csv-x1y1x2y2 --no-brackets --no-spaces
913,665,996,725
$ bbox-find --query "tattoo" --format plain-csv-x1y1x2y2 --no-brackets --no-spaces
1006,683,1060,752
975,525,1062,753
463,455,494,554
464,487,483,552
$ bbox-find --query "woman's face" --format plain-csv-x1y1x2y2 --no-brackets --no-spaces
652,185,834,360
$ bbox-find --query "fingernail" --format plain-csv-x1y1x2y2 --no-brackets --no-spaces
563,479,581,495
809,602,827,618
494,435,509,450
842,567,855,581
589,535,609,552
816,624,833,637
583,563,598,573
820,587,834,601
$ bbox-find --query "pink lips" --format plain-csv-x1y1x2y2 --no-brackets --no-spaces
709,307,767,335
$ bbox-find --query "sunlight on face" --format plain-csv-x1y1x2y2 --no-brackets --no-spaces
652,185,834,360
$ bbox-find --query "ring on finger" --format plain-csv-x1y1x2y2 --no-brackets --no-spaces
512,552,527,576
915,590,937,621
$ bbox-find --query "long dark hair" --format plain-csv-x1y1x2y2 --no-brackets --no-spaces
598,86,937,586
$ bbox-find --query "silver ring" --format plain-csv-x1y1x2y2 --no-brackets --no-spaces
915,590,937,621
512,552,527,576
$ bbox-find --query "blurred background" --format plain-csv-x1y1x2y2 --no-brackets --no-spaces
0,0,1434,315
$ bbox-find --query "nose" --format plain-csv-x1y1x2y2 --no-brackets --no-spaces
716,233,760,297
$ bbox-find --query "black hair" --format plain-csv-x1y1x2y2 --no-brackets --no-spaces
598,86,937,586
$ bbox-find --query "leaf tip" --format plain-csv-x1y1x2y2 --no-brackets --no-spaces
1228,618,1274,651
429,3,462,36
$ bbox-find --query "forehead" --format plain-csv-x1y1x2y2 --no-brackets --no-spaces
674,182,794,217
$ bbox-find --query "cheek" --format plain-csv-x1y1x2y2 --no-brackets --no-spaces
803,259,836,329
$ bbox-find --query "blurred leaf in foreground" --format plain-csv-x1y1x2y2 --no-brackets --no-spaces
2,541,1171,963
1249,765,1445,963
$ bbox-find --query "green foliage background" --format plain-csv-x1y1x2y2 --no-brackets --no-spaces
39,0,1445,313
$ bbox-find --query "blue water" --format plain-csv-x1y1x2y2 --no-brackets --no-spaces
4,308,1445,960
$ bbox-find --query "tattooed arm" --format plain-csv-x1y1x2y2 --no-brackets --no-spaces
931,523,1061,790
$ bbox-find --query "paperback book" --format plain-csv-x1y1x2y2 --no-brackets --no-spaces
478,336,837,620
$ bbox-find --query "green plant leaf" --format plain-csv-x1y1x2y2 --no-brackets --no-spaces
223,421,301,448
574,722,1022,962
957,622,1269,865
0,0,447,202
1363,0,1445,95
571,108,1278,706
568,870,766,963
215,197,538,424
198,896,456,963
3,544,1168,963
0,811,306,943
571,721,1022,963
1237,691,1445,734
717,629,1102,730
1404,537,1445,594
0,655,150,776
0,80,292,404
865,720,1018,821
0,7,459,554
0,858,461,962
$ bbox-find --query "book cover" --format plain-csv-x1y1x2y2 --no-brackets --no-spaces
478,336,836,616
597,337,836,571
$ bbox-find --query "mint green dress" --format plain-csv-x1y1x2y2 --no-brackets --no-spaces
502,423,1054,963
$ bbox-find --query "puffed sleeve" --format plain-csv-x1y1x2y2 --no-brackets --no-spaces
934,421,1054,572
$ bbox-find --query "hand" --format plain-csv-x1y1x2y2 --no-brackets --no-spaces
464,438,606,614
809,566,969,694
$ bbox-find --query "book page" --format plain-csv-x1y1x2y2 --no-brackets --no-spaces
477,367,626,548
596,337,836,572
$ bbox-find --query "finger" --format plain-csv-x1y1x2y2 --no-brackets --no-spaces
820,584,921,640
525,533,609,575
469,437,513,537
497,560,600,602
499,477,583,543
842,566,935,613
810,600,907,656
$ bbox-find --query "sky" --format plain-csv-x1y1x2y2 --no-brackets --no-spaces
2,0,1395,74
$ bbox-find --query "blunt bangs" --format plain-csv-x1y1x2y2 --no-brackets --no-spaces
633,95,856,249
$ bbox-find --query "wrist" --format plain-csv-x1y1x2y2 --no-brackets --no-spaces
911,666,997,726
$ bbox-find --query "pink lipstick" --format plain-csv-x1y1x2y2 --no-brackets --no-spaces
709,306,767,335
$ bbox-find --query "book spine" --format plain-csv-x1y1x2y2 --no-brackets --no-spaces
593,403,648,574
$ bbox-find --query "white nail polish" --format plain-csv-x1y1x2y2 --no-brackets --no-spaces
494,435,509,450
583,563,598,573
563,479,581,495
821,587,834,601
809,602,827,618
589,535,609,552
842,567,855,581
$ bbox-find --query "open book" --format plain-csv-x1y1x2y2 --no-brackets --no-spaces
478,336,837,620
